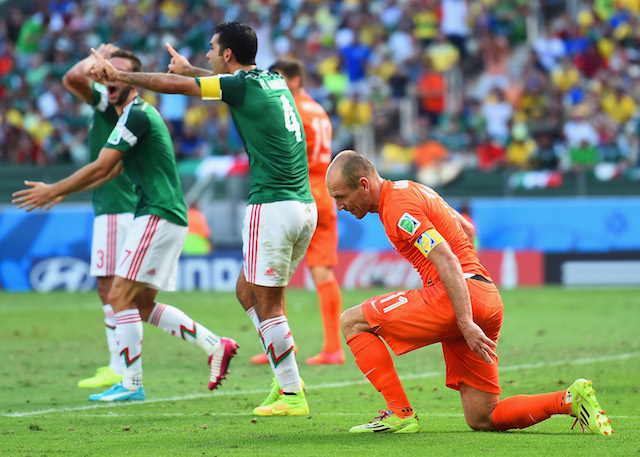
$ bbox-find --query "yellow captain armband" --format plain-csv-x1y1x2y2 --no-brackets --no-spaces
414,228,445,258
199,76,222,100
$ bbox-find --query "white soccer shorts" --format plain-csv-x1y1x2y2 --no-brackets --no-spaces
90,213,134,277
115,214,188,291
242,200,317,287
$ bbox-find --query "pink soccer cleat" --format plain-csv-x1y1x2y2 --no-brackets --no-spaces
208,337,239,390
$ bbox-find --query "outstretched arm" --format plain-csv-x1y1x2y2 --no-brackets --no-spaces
90,48,202,97
428,242,497,364
62,43,119,103
166,43,214,77
12,148,124,212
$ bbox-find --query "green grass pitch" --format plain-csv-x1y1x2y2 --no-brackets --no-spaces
1,287,639,456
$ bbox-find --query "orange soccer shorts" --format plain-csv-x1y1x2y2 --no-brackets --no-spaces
306,177,338,268
361,278,504,394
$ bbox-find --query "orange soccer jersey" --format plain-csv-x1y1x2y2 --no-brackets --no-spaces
361,180,503,394
295,93,337,267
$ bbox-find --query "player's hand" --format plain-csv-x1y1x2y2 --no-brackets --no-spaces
45,194,67,210
458,320,498,364
12,181,56,212
95,43,120,59
90,48,119,82
166,42,193,75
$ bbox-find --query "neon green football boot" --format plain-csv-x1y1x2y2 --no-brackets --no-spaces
77,366,123,388
259,377,306,407
253,389,309,416
350,410,420,434
567,378,614,435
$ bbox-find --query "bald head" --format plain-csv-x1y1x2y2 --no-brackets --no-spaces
327,150,378,190
326,150,383,219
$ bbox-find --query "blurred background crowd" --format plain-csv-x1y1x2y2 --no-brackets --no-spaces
1,0,640,189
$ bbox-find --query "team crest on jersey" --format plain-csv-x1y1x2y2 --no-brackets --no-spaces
397,212,420,235
107,128,122,145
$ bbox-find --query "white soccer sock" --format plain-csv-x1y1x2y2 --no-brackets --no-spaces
115,309,143,390
103,304,122,374
260,316,302,392
247,307,265,350
149,302,221,355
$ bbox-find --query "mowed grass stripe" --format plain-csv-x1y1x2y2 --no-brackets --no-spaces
4,350,637,418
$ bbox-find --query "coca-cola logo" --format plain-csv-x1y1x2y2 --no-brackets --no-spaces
29,257,95,292
342,252,421,289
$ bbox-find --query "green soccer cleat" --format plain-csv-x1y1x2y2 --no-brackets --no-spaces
259,377,306,407
253,390,309,416
77,366,123,388
567,378,614,436
349,410,420,434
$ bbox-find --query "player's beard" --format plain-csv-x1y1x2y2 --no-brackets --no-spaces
115,85,134,106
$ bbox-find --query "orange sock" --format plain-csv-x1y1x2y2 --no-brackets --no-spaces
317,278,342,353
492,390,570,431
347,332,413,418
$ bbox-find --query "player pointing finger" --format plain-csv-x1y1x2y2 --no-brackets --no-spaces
165,43,195,75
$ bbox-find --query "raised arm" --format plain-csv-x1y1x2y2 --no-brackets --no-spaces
166,43,214,77
90,48,202,97
427,242,497,364
62,44,119,103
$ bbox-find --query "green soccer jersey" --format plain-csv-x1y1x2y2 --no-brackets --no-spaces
88,82,137,216
198,70,313,205
105,98,188,227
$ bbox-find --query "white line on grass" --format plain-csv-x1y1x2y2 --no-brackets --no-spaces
3,351,638,418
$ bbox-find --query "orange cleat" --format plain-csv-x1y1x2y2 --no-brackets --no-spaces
306,349,345,365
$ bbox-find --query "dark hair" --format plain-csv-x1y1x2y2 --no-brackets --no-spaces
213,22,257,66
269,58,305,87
340,153,376,190
110,49,143,73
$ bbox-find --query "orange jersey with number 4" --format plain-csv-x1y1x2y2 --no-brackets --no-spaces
378,180,489,285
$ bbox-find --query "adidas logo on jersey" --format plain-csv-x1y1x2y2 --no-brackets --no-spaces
264,268,276,277
147,268,156,275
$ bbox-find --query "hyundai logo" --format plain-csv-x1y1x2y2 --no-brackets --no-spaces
29,257,95,292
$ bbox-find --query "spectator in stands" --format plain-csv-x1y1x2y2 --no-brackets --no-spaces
416,57,446,127
440,0,470,59
183,204,213,256
562,104,600,171
533,28,566,73
506,123,537,169
551,57,581,93
481,87,512,145
475,133,506,171
475,28,510,100
530,131,560,171
574,41,607,79
601,83,636,127
413,120,464,188
412,0,440,48
427,31,460,73
339,32,372,97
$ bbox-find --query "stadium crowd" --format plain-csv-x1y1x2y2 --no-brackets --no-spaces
0,0,639,187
